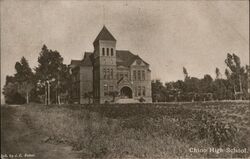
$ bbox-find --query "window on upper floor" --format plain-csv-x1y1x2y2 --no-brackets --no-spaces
107,48,109,56
107,68,110,79
111,69,113,79
102,48,105,56
111,48,114,56
142,86,146,96
138,70,141,80
133,70,136,80
142,70,145,80
124,73,128,79
103,68,106,79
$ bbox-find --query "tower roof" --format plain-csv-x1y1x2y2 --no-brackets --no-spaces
93,26,116,44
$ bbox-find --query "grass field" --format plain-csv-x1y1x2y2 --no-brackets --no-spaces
1,101,249,158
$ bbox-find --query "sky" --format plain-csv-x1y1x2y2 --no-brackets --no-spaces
1,0,249,103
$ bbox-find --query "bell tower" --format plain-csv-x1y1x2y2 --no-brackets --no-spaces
93,26,117,103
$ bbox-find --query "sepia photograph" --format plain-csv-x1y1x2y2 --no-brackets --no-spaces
1,0,249,158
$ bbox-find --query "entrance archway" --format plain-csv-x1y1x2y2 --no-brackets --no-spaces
120,86,132,98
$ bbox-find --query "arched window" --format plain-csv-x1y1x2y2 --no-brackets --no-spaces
111,48,114,56
106,48,109,56
102,48,105,56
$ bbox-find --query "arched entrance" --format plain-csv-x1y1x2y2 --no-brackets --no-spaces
120,86,132,98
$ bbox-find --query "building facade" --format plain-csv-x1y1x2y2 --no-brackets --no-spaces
70,26,152,104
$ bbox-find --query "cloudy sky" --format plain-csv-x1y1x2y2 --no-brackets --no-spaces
1,0,249,100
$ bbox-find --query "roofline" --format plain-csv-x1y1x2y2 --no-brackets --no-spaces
93,26,116,44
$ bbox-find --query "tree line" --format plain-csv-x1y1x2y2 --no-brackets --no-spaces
152,53,249,102
3,45,71,104
2,44,249,104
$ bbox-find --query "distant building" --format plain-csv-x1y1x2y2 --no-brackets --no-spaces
70,26,152,104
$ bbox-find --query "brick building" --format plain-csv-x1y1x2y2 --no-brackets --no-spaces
70,26,152,104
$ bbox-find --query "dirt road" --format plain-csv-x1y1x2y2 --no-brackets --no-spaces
1,106,81,159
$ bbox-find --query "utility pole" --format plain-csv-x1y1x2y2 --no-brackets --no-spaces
47,81,50,105
45,83,47,105
239,75,243,100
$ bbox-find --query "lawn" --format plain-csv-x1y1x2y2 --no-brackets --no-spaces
2,101,249,158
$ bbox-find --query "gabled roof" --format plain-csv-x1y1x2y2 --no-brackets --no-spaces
70,50,148,68
116,50,149,67
70,52,93,68
116,50,138,67
93,26,116,44
70,60,81,67
80,52,93,66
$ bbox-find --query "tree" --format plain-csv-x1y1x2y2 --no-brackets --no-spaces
56,64,71,104
225,68,231,79
152,79,165,102
225,53,245,99
183,67,189,81
150,53,249,102
84,92,93,104
215,67,221,79
35,45,68,104
109,91,119,102
14,57,34,104
2,76,26,104
35,45,63,81
200,74,213,93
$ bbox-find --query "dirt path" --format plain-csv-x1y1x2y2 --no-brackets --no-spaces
1,106,81,159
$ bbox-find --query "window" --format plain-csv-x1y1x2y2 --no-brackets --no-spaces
111,69,113,79
142,70,145,80
107,48,109,56
77,87,79,97
107,68,110,79
124,73,128,79
104,84,108,91
133,70,136,80
138,70,141,80
120,73,123,79
102,48,105,56
109,85,113,91
135,87,137,97
103,68,106,79
111,48,114,56
142,86,146,96
138,86,141,96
